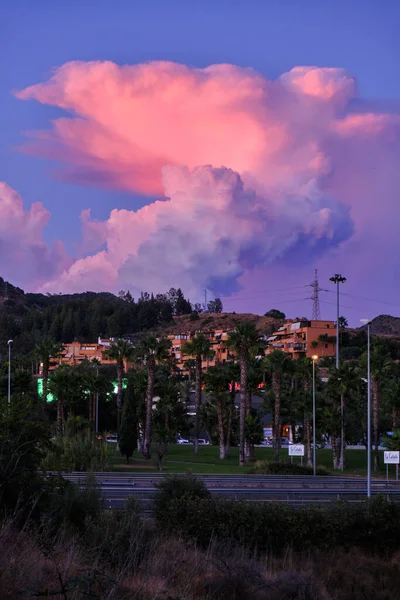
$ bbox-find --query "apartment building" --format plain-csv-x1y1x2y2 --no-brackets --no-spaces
168,329,231,373
40,337,118,374
265,319,336,359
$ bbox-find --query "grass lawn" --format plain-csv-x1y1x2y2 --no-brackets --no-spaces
109,444,394,477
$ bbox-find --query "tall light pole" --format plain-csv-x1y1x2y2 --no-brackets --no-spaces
312,354,318,476
330,274,346,369
7,340,13,406
361,319,371,498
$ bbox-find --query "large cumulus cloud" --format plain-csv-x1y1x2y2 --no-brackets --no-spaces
0,182,68,288
15,61,400,297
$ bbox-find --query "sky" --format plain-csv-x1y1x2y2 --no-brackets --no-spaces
1,0,400,325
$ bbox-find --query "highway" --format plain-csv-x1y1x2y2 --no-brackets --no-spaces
59,472,400,511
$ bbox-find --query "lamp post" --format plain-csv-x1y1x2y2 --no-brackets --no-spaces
329,274,346,369
361,319,371,498
7,339,13,406
312,354,318,476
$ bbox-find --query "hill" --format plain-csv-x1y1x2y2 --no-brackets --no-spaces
0,277,280,360
359,314,400,337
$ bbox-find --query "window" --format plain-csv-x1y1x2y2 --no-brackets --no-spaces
325,344,328,349
326,324,330,328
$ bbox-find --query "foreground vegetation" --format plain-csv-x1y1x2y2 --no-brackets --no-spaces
1,473,400,599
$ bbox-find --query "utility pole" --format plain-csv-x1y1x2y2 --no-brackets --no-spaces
204,289,208,312
361,319,371,497
330,274,346,368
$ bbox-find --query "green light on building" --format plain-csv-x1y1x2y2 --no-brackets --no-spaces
37,377,127,402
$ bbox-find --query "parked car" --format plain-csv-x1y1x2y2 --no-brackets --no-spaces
280,438,293,446
177,437,191,444
198,439,210,445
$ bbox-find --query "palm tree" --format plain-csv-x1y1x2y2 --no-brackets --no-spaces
227,323,263,466
137,336,172,459
294,357,313,466
328,361,358,470
263,350,294,461
383,364,400,430
225,361,240,458
183,334,215,455
35,338,63,402
204,365,231,459
362,342,392,472
48,365,82,433
105,339,135,432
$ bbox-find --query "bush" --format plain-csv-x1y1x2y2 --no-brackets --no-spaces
156,494,400,555
248,460,331,476
189,311,200,321
42,430,112,472
153,474,211,527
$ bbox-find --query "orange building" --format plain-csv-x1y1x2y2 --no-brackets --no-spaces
265,319,336,359
168,329,232,373
41,337,119,374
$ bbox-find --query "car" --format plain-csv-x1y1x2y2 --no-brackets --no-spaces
198,439,210,445
106,435,118,444
280,438,293,446
177,437,191,444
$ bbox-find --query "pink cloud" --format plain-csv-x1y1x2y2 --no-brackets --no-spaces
0,182,69,289
15,61,400,299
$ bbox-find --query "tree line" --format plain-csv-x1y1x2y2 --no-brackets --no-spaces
2,321,400,471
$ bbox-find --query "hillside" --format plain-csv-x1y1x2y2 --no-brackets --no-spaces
138,312,280,340
359,314,400,337
0,277,280,360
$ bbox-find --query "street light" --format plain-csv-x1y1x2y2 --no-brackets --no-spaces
312,354,318,476
329,274,346,369
7,340,13,406
361,319,371,498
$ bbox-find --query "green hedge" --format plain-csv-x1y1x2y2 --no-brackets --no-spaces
157,487,400,554
248,460,331,476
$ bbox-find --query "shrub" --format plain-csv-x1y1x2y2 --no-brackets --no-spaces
248,460,331,476
156,494,400,555
42,430,112,472
153,474,211,527
189,312,200,321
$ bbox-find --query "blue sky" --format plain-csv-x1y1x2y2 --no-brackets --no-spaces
1,0,399,321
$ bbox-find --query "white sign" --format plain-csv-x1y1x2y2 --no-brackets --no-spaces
384,451,400,464
263,427,272,438
289,444,305,456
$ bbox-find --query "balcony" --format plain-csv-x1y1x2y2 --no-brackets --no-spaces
293,343,306,351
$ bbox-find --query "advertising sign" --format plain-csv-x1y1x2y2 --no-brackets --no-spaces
384,451,400,464
289,444,305,456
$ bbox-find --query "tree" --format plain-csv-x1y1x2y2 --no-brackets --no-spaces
361,341,393,471
227,323,264,465
294,357,313,466
48,365,83,433
153,379,188,470
119,383,137,464
137,336,172,459
183,334,215,455
328,361,359,470
105,339,135,430
383,363,400,430
35,338,63,402
207,298,223,314
263,350,294,461
204,366,231,459
265,309,286,320
0,396,50,514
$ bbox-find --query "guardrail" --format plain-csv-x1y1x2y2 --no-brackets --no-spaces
56,472,400,509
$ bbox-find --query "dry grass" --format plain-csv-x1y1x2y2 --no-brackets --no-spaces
1,520,399,600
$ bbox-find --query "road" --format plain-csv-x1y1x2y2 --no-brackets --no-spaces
59,472,400,511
